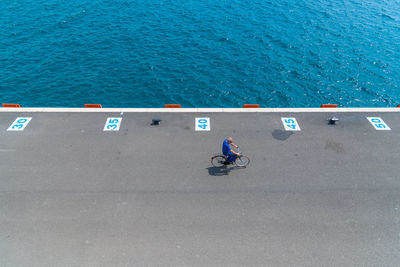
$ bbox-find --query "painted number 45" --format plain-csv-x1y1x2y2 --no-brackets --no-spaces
281,117,301,131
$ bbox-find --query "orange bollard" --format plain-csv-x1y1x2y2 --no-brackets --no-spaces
164,104,181,108
84,104,102,108
320,104,338,108
2,103,21,108
243,104,260,108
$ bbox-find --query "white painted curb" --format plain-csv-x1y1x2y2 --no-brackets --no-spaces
0,107,399,113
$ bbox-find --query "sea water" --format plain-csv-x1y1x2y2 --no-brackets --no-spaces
0,0,399,107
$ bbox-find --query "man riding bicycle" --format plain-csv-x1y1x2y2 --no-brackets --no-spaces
222,137,240,164
211,137,249,167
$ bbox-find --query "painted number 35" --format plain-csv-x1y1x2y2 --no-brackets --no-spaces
107,119,119,129
104,117,122,131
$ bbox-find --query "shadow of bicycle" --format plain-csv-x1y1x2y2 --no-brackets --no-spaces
206,165,245,176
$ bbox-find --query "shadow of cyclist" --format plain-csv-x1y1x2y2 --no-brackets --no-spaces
206,165,243,176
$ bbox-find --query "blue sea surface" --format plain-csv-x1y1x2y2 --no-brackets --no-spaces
0,0,399,107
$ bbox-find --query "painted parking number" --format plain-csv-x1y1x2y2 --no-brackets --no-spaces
195,117,210,131
367,117,391,130
104,117,122,131
7,117,32,131
281,117,301,131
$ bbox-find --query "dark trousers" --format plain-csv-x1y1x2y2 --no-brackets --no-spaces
226,152,237,162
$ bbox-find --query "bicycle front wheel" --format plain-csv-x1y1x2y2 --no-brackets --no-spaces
211,156,226,167
235,156,250,167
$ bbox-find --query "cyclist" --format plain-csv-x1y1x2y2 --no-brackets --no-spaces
222,137,240,164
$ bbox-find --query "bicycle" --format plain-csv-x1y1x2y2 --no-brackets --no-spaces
211,147,250,167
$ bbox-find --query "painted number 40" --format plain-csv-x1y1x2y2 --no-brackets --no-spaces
195,117,210,131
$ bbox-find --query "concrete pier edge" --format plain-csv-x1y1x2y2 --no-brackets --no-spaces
0,107,400,112
1,107,399,266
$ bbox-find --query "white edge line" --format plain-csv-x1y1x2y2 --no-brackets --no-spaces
0,108,399,113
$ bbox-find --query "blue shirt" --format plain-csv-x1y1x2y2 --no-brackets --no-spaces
222,139,231,155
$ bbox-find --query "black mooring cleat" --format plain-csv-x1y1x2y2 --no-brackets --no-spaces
152,118,162,125
328,116,339,125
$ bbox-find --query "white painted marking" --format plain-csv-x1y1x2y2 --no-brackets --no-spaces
7,117,32,131
367,117,391,130
1,108,400,113
281,117,301,131
103,117,122,131
195,117,210,131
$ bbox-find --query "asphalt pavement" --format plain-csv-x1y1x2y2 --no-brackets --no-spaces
0,110,399,266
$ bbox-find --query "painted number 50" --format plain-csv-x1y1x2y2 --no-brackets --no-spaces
371,118,386,128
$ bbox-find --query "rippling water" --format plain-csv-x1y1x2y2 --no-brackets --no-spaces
0,0,399,107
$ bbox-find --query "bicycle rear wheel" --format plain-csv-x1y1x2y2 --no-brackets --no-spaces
211,156,226,167
235,156,250,167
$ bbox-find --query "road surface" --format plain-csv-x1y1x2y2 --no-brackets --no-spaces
1,108,399,266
